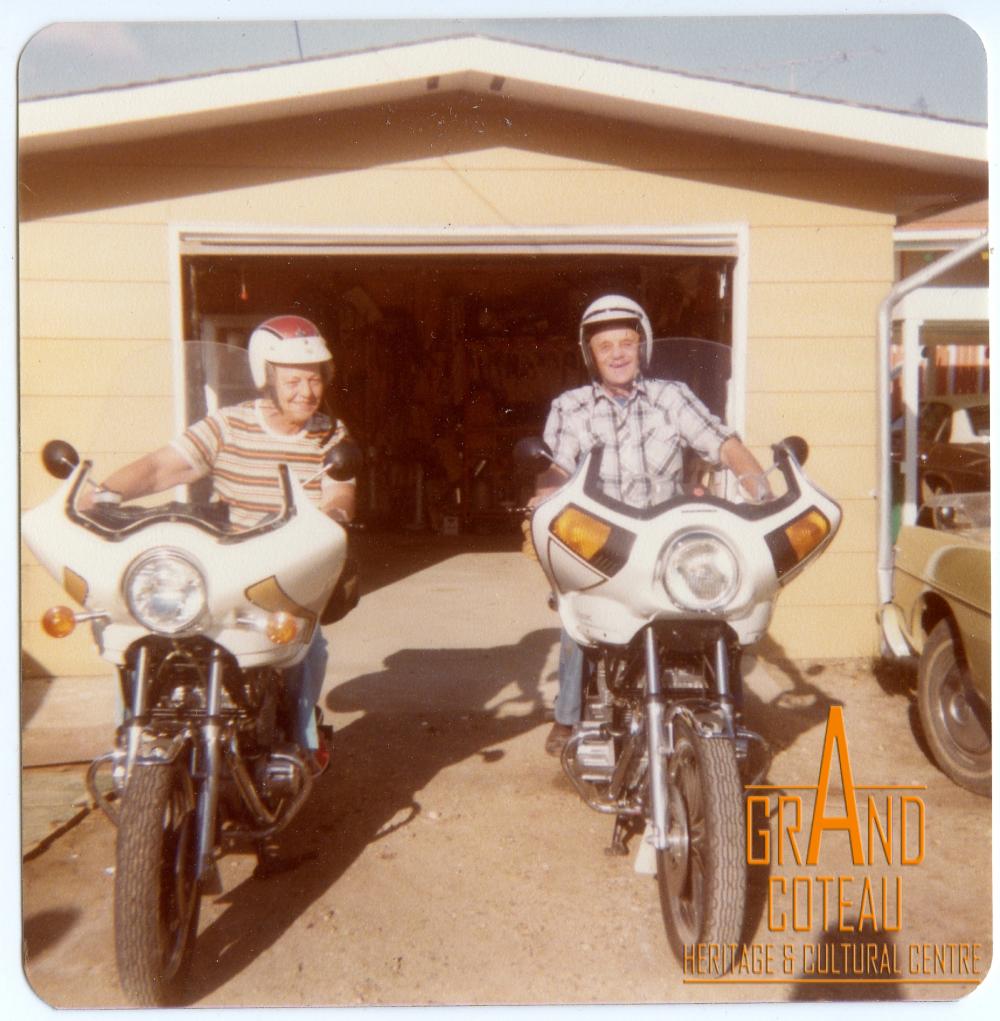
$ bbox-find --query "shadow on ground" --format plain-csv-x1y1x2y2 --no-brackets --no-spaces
789,924,904,1001
22,908,81,963
178,627,558,1004
740,636,848,951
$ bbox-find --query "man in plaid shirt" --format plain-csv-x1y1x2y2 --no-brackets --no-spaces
536,295,769,756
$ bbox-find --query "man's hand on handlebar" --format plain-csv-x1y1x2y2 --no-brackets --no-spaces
738,472,774,504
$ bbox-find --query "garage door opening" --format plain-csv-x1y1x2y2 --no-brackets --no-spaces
181,251,735,538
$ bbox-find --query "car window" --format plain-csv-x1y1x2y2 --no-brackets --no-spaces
966,404,990,439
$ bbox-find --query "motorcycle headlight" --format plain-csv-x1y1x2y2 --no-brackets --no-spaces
662,531,740,611
124,549,207,635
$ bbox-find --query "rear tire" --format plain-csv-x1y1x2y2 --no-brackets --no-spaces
656,718,745,963
917,620,991,796
115,763,200,1006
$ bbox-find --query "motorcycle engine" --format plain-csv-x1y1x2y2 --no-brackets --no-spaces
255,746,307,803
573,695,616,781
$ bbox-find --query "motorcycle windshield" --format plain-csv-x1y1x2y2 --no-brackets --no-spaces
183,340,258,425
647,336,732,421
593,337,734,510
73,342,293,540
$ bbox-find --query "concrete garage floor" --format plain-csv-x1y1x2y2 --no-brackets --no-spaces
19,532,995,1008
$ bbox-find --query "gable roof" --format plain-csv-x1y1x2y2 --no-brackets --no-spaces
19,34,986,178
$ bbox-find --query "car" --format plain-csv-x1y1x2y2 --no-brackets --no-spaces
880,492,991,795
917,395,989,501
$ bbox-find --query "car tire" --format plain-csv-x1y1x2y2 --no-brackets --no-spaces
917,619,991,796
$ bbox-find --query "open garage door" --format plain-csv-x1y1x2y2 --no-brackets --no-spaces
178,235,738,536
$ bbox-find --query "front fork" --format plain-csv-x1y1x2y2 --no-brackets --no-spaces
110,645,224,886
194,646,225,884
643,628,736,851
644,626,671,851
123,643,224,884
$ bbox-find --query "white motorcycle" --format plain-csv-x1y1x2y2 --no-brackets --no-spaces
518,339,841,965
21,343,361,1005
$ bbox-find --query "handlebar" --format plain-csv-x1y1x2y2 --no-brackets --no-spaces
66,460,298,543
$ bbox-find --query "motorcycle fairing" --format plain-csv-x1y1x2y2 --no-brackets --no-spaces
579,446,804,521
62,460,297,543
21,465,346,668
531,446,841,649
546,538,609,593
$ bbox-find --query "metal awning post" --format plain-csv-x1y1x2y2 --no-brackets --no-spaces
901,317,923,527
876,232,988,605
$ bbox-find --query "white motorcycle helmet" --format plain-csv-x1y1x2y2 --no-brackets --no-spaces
248,315,333,389
578,294,653,376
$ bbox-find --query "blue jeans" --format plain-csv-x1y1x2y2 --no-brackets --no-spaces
283,628,329,750
555,629,589,726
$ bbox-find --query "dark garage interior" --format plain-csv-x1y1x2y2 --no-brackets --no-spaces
183,252,734,535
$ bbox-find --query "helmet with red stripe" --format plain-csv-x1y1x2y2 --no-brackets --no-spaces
248,315,332,389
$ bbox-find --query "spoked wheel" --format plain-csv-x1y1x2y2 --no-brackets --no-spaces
115,762,200,1006
656,718,745,962
917,620,991,796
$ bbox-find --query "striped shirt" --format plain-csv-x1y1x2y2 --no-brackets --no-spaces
543,378,735,508
172,400,349,529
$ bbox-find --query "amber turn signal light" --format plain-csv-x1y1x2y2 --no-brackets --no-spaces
551,507,613,561
42,606,77,638
265,611,299,645
784,509,831,560
765,507,833,582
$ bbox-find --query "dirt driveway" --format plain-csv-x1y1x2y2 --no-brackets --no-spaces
20,534,994,1008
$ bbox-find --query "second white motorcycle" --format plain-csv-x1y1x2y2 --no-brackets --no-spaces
518,347,841,964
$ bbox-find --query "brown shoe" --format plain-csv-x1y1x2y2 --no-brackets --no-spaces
545,722,573,757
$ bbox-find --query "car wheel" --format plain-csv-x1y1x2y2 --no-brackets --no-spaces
917,619,991,796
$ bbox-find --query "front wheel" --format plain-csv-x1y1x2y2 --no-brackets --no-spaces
656,718,745,961
115,762,201,1006
917,620,991,796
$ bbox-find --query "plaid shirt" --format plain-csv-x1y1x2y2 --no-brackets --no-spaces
543,378,735,507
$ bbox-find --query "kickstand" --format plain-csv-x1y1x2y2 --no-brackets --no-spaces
605,813,639,857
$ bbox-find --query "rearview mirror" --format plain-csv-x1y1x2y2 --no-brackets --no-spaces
776,436,809,466
324,440,363,482
513,436,554,472
42,440,80,480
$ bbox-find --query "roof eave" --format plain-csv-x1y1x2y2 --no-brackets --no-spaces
18,36,986,176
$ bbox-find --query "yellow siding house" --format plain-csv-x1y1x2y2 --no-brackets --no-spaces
19,37,988,676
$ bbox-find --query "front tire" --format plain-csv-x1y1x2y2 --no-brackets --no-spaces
115,762,201,1006
917,620,991,796
656,718,745,962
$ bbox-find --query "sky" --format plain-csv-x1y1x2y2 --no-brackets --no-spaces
13,11,990,123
